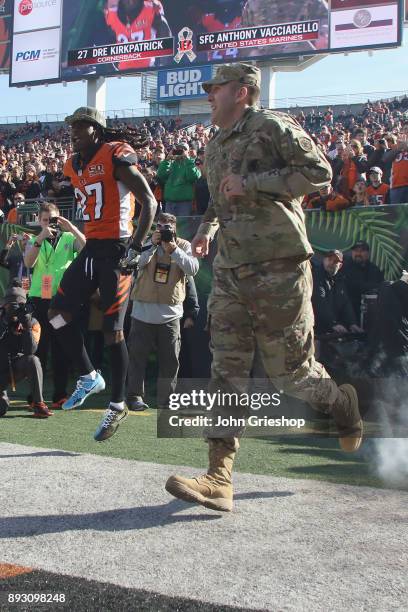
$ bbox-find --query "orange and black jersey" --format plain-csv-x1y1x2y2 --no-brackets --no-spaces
64,142,138,241
366,183,389,205
391,151,408,189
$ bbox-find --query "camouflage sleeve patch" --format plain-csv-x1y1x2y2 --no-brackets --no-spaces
244,114,332,199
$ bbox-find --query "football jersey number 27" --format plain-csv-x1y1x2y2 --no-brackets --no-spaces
75,182,104,221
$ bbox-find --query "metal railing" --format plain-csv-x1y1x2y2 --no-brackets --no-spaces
1,89,408,125
11,198,76,227
7,198,408,230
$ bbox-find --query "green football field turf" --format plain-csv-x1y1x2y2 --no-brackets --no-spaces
0,379,394,490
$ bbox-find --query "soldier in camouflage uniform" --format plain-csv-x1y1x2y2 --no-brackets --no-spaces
165,64,362,513
241,0,329,55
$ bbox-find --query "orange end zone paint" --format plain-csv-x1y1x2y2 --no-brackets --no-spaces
0,564,33,579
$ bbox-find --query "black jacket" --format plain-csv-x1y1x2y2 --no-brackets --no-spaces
0,246,29,286
195,177,210,215
312,263,357,334
0,312,40,386
340,257,384,320
183,276,200,322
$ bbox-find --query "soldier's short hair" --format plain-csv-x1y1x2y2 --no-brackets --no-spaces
230,81,260,107
246,85,260,107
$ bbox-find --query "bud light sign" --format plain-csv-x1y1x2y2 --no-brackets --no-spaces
157,65,212,101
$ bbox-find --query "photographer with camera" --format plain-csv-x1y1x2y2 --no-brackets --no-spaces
0,280,51,418
24,202,85,409
0,232,31,287
157,142,201,217
127,212,199,411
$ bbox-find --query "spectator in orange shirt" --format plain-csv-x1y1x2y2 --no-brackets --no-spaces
390,125,408,204
308,185,351,212
366,167,389,205
332,140,368,198
6,193,25,224
344,140,368,191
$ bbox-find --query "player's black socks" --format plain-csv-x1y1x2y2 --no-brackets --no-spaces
108,339,128,403
54,322,94,376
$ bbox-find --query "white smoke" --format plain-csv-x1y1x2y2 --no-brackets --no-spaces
341,349,408,488
374,439,408,486
370,384,408,487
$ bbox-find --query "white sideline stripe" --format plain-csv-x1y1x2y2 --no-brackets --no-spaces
0,442,407,611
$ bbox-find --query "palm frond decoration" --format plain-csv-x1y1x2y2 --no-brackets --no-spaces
394,205,408,232
306,208,404,280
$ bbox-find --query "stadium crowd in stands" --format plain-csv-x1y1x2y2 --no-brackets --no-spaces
0,96,408,222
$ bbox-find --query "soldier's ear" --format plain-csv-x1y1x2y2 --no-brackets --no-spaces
235,85,249,104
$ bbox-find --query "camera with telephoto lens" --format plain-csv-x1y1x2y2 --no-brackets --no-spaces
160,224,176,243
6,302,33,329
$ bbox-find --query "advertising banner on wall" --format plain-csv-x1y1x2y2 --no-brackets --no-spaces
157,65,212,101
0,0,12,71
13,0,62,34
11,27,60,84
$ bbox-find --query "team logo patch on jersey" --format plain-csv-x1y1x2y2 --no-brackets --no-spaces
89,164,105,177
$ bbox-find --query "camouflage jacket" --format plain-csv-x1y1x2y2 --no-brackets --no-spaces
198,107,332,268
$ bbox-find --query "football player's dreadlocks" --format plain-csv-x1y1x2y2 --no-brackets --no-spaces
102,126,149,150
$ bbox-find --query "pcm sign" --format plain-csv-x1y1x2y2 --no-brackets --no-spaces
157,65,213,101
16,49,41,61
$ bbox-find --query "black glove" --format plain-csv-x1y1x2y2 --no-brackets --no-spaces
119,247,141,276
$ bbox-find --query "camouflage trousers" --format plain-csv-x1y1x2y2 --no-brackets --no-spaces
204,258,339,439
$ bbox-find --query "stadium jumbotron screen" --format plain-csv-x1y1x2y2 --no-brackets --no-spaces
10,0,403,87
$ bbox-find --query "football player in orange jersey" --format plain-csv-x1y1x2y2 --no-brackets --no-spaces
48,106,157,442
104,0,171,71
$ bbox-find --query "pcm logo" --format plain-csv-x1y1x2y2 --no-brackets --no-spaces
16,50,41,61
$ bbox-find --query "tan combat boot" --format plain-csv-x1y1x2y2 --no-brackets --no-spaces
165,438,238,512
331,384,363,452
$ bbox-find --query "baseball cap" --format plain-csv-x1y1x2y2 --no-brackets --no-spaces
65,106,106,129
175,142,189,151
324,249,343,262
202,63,261,93
352,240,369,251
1,282,27,306
369,166,382,174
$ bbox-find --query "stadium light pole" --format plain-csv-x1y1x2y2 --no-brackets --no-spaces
87,76,107,113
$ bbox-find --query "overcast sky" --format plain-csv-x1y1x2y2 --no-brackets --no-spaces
0,29,407,121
